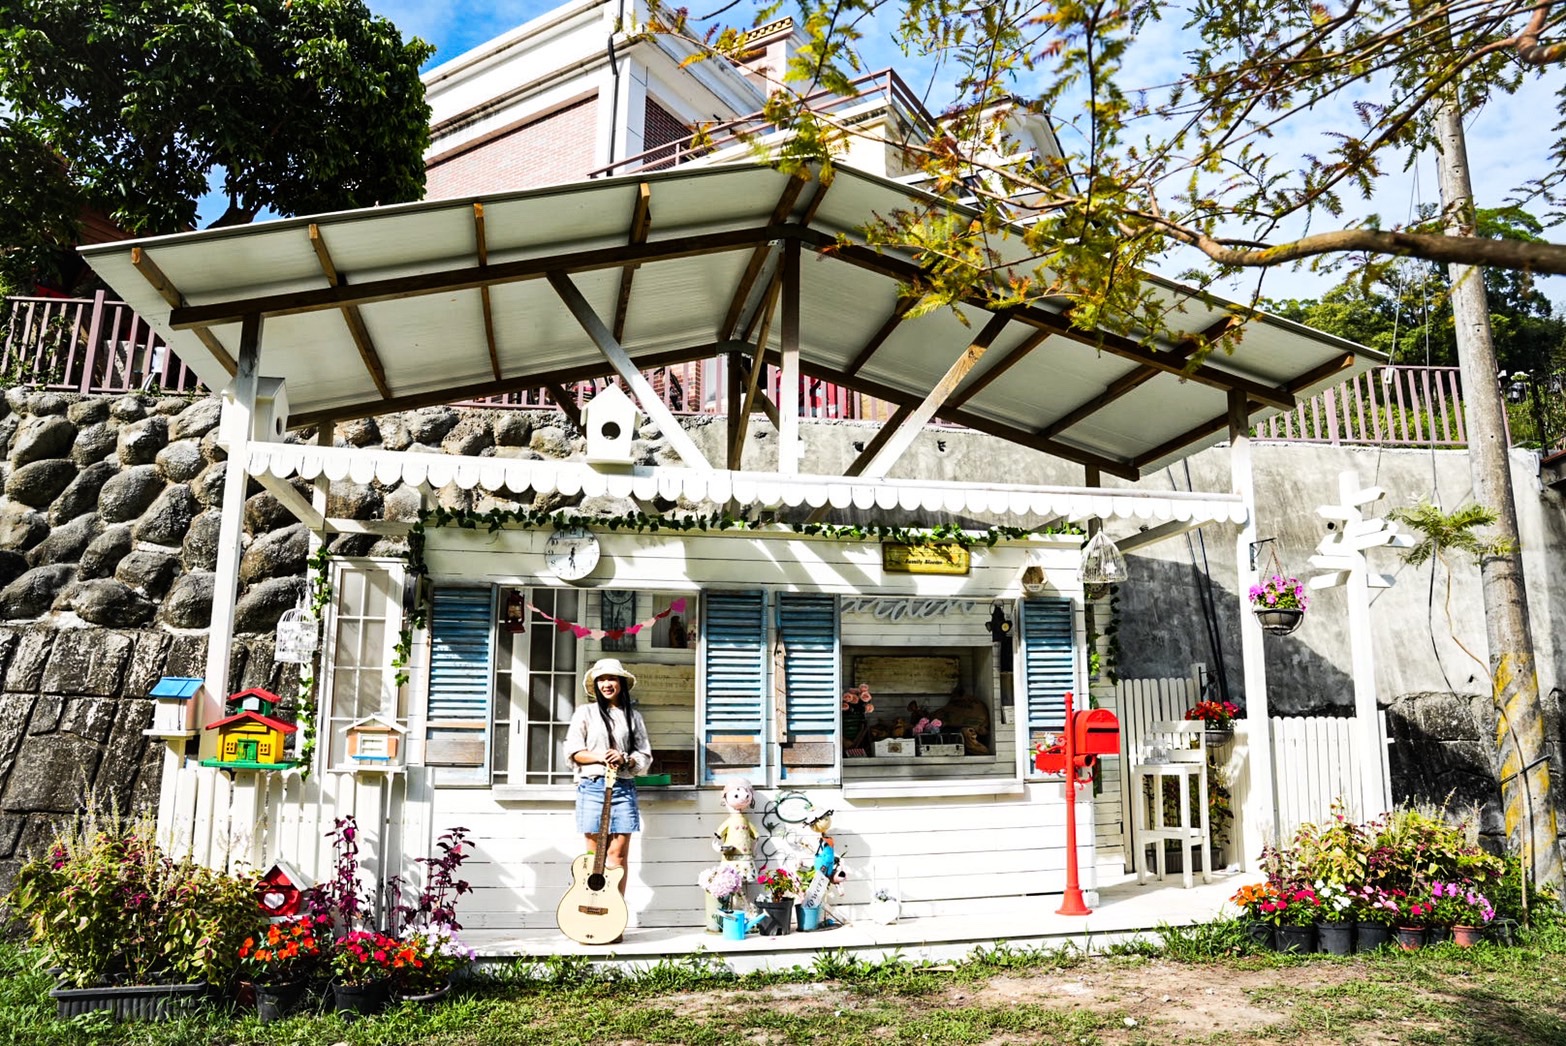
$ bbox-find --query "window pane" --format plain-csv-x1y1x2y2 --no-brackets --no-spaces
529,621,551,666
339,569,365,610
528,724,552,774
528,676,554,722
554,677,576,722
360,621,386,663
337,620,362,659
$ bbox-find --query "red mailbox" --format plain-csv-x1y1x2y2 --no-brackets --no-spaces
1073,707,1120,758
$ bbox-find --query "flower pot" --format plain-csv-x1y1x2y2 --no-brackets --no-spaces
1451,924,1486,948
869,896,900,925
704,893,725,934
1240,920,1274,951
1315,921,1354,956
1354,922,1392,953
49,982,207,1021
1253,607,1304,636
1203,729,1234,748
754,898,794,936
1394,926,1426,951
796,904,823,931
332,980,389,1016
1427,927,1452,945
396,980,452,1005
1275,924,1317,954
254,982,304,1023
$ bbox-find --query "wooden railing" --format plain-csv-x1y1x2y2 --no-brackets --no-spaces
1256,366,1470,447
2,291,205,395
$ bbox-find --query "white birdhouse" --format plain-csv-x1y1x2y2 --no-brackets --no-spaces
582,384,639,465
144,676,204,738
343,713,407,772
218,375,289,446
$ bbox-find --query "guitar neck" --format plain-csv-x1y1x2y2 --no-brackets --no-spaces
593,765,618,876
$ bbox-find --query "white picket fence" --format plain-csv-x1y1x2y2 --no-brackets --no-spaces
1270,713,1392,840
1108,671,1391,871
154,751,434,892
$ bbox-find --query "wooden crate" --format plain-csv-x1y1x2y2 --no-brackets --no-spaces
872,738,916,757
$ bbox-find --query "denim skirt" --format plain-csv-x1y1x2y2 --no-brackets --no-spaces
576,775,641,834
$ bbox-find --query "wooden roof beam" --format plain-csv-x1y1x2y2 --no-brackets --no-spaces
547,270,711,470
129,248,237,376
845,296,918,376
474,204,501,381
945,329,1049,411
797,356,1138,480
171,225,788,328
791,228,1296,413
858,310,1012,479
546,383,584,430
612,182,653,343
310,225,392,400
291,341,737,428
719,173,809,341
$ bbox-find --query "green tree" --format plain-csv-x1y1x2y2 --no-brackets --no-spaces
0,0,433,288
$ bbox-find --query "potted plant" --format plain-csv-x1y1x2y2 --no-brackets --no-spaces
1312,881,1355,956
1273,885,1321,953
1229,882,1280,950
1184,699,1240,745
1430,880,1494,947
1345,884,1397,952
841,684,876,755
697,863,746,934
237,918,325,1022
392,926,475,1003
868,887,901,925
754,867,798,935
6,809,264,1020
1249,573,1308,635
1390,890,1430,950
328,930,400,1014
791,867,824,931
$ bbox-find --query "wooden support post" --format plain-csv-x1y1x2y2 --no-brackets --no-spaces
778,239,801,474
1229,389,1276,868
201,313,261,758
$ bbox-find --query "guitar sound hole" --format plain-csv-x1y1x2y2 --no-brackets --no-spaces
588,872,607,891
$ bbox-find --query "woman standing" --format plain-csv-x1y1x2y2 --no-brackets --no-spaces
564,658,653,898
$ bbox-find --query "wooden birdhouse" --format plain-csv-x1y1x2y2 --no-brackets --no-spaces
344,713,406,770
201,689,297,770
582,383,638,465
257,861,311,919
144,676,204,739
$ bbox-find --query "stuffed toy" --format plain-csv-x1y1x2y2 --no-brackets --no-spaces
712,778,758,876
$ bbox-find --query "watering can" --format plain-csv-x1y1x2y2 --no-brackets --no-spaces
718,909,753,940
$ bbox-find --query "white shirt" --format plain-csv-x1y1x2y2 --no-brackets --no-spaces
563,701,653,782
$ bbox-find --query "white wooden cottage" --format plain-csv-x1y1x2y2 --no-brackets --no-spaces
81,161,1379,940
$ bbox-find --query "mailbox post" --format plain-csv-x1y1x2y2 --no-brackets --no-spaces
1033,690,1120,917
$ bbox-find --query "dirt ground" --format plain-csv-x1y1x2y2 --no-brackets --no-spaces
651,957,1532,1045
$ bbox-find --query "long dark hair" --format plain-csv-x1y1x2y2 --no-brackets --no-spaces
593,676,638,754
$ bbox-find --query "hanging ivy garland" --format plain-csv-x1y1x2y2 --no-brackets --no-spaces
291,544,335,774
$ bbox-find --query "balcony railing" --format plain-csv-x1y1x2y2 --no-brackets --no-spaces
588,68,936,180
7,292,1560,458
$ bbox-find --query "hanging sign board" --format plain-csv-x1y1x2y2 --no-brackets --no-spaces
881,542,970,575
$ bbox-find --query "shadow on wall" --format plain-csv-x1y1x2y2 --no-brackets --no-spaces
1115,552,1360,716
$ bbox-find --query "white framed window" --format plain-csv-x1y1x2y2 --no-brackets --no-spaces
321,559,405,771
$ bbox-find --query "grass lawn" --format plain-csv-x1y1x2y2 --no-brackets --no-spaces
5,922,1566,1045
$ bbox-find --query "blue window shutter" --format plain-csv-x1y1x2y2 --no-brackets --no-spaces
426,587,493,770
702,590,767,783
777,593,838,782
1021,597,1075,750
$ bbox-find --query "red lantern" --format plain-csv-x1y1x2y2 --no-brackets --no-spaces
503,589,527,634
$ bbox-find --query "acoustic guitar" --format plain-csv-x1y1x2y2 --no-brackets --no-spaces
556,764,630,944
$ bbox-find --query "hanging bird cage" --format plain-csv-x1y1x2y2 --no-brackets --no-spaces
1080,528,1128,586
274,603,320,664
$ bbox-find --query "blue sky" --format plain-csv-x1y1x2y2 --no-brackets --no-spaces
335,2,1564,307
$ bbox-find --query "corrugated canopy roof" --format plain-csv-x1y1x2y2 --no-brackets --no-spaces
80,162,1380,479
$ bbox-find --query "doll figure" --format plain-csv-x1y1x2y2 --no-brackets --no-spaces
801,810,847,910
712,778,758,877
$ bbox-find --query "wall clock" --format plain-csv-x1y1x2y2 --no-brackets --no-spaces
544,526,601,582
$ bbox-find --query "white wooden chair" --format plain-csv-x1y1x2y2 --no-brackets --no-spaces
1129,721,1211,888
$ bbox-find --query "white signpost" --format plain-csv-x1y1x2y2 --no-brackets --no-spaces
1308,472,1415,821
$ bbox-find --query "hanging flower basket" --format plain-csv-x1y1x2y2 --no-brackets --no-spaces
1253,607,1305,636
1249,572,1308,636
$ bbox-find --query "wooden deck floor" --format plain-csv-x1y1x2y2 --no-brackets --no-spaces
463,867,1261,974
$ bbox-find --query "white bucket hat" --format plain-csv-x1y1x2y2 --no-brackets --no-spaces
583,657,637,697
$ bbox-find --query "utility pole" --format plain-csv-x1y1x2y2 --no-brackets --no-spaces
1433,97,1562,888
